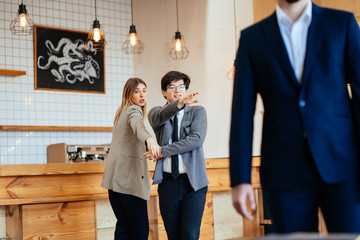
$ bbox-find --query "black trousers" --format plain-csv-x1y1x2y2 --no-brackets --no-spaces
158,173,208,240
262,140,360,233
108,189,149,240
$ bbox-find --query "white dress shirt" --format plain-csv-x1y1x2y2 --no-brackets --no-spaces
276,0,312,82
163,109,187,174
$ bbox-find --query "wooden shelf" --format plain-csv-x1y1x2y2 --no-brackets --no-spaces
0,125,113,132
0,69,26,76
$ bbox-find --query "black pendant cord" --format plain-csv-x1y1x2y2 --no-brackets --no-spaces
131,0,134,25
176,0,179,31
95,0,97,20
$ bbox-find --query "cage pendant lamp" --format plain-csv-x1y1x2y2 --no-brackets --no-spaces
122,0,144,54
10,0,34,36
86,0,106,51
169,0,189,60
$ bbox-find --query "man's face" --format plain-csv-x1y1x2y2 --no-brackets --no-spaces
285,0,300,3
162,79,187,104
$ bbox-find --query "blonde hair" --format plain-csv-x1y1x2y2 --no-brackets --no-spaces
114,78,147,125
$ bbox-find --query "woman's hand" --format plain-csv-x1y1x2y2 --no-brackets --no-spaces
177,92,199,108
145,137,162,161
143,148,163,162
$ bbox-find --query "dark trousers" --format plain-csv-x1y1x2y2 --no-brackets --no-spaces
158,173,208,240
108,189,149,240
262,141,360,234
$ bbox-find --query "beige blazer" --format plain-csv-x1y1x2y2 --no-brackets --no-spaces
101,105,151,200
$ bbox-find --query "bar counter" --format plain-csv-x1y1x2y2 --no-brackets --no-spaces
0,157,260,206
0,157,261,240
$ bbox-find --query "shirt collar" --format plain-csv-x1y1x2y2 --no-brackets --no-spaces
276,0,312,29
174,109,184,120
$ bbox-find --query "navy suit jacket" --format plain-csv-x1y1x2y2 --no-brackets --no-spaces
230,3,360,190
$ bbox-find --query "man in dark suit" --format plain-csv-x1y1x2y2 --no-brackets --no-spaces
230,0,360,233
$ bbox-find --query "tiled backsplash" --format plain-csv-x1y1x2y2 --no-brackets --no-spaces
0,0,134,164
0,131,112,164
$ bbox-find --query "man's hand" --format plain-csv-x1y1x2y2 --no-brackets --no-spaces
178,92,199,108
232,183,257,220
143,147,163,162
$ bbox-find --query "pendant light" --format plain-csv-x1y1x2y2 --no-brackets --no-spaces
10,0,34,36
86,0,106,51
122,0,144,54
169,0,189,60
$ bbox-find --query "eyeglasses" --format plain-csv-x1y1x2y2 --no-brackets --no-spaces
167,84,186,90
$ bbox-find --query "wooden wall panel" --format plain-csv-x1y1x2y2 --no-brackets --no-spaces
253,0,276,23
313,0,360,17
148,196,160,240
199,194,215,239
5,205,20,240
243,189,261,237
22,201,96,240
154,196,168,240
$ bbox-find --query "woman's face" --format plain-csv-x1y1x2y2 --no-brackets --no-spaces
131,83,147,107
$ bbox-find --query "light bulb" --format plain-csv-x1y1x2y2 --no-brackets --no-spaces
93,28,101,42
130,33,137,46
19,13,27,27
175,38,182,51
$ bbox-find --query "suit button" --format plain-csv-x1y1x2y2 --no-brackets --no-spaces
299,100,306,107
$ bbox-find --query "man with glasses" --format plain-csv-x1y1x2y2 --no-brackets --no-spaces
146,71,208,240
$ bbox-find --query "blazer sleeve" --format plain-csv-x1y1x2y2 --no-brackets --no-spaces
148,100,181,128
229,30,257,187
345,14,360,138
127,105,151,143
160,106,207,157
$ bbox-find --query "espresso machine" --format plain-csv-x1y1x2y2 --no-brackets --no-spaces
47,143,110,163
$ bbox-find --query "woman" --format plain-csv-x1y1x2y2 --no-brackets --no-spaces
102,78,160,240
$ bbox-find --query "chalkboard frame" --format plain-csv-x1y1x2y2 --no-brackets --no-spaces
34,25,105,94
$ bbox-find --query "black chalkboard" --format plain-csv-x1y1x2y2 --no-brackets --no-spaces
34,25,105,94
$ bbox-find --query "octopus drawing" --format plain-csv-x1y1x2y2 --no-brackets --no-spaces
37,38,100,84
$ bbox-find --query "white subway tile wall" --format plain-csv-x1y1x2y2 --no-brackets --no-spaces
0,0,134,164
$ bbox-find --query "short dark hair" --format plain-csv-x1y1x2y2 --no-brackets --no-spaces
161,71,191,91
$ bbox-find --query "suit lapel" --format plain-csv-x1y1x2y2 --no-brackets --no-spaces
301,4,323,86
161,120,172,145
262,13,299,88
161,105,190,145
161,105,191,145
160,103,173,145
180,105,191,130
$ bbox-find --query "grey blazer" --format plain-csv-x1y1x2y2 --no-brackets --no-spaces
148,100,209,191
101,105,152,200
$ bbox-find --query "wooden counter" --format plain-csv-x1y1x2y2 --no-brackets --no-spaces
0,158,261,240
0,157,260,206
